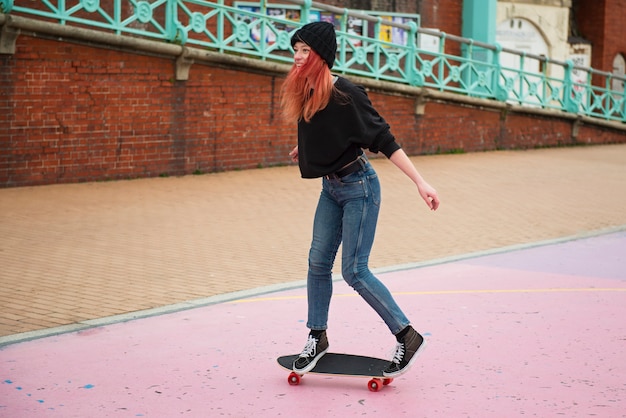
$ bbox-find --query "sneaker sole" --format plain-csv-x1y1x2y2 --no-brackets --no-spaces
293,348,329,374
382,339,427,378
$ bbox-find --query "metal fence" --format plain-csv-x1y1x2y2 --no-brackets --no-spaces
3,0,625,122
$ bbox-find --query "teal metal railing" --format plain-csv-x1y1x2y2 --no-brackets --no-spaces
2,0,624,122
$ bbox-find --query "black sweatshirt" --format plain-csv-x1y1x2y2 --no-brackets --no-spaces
297,76,401,178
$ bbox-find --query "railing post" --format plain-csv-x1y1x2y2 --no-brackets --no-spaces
114,0,121,34
493,43,508,102
165,0,177,42
461,39,473,93
217,0,225,51
300,0,311,24
0,0,14,13
59,0,67,25
621,85,626,123
406,21,420,86
563,59,579,113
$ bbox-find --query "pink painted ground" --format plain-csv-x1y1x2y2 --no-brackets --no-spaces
2,232,625,417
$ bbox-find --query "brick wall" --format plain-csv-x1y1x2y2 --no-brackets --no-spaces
414,0,463,57
603,0,626,71
0,36,294,186
575,0,626,73
1,33,624,188
413,102,503,153
418,0,463,37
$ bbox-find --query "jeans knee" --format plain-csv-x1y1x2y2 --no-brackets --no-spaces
309,252,334,275
309,248,334,273
342,265,363,289
309,261,332,276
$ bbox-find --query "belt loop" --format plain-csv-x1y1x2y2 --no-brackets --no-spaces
358,154,366,168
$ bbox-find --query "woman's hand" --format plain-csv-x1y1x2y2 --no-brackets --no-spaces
417,181,440,211
289,146,299,163
389,149,440,211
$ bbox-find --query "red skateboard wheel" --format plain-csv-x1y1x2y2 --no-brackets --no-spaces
288,372,301,385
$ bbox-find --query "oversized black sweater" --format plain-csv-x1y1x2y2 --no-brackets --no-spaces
297,76,401,178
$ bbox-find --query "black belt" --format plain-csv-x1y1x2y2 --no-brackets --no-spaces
325,155,366,180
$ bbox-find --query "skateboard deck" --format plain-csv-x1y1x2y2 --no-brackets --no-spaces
277,353,393,392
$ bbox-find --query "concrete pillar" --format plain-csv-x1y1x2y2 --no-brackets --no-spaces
462,0,497,44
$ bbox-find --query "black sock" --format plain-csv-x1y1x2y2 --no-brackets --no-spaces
309,329,325,338
395,326,412,342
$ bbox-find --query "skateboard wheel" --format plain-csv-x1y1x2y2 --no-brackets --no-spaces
288,372,301,386
368,378,382,392
383,378,393,386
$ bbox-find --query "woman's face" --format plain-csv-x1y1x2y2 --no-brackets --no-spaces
293,41,312,69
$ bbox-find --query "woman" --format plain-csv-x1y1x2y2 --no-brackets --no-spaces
280,21,440,378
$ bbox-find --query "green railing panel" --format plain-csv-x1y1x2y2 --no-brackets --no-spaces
9,0,172,39
4,0,625,123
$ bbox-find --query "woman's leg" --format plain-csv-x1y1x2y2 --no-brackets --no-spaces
306,187,343,330
293,186,342,372
336,166,410,335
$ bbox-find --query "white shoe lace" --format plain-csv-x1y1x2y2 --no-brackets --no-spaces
389,342,405,364
299,335,318,358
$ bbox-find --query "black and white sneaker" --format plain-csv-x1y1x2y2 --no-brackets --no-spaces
293,331,329,373
383,327,426,378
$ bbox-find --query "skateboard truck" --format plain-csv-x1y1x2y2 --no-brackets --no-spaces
287,371,393,392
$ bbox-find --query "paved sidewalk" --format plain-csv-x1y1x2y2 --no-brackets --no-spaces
1,144,626,344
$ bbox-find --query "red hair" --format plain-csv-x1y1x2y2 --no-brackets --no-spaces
280,50,336,123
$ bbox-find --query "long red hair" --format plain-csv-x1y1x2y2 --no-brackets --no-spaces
280,50,336,123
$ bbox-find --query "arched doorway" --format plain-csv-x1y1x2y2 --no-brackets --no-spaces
496,18,549,73
612,53,625,93
496,18,550,106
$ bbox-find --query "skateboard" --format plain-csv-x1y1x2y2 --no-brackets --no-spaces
277,353,393,392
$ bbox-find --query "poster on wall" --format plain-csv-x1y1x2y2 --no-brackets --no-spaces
266,7,286,44
236,5,261,45
285,9,300,23
347,16,363,47
307,10,320,23
235,4,300,47
569,52,590,109
234,2,418,50
392,16,408,45
418,30,441,54
365,14,417,48
378,16,392,43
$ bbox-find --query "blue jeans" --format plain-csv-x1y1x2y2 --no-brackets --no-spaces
306,158,410,335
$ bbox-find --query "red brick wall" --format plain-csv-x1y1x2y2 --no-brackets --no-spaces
576,123,626,145
602,0,626,71
0,36,294,186
418,0,462,37
576,0,626,73
1,34,624,188
411,102,502,153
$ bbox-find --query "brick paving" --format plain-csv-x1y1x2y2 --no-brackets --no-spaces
1,144,625,342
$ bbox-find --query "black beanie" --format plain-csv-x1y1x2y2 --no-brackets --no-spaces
291,22,337,68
